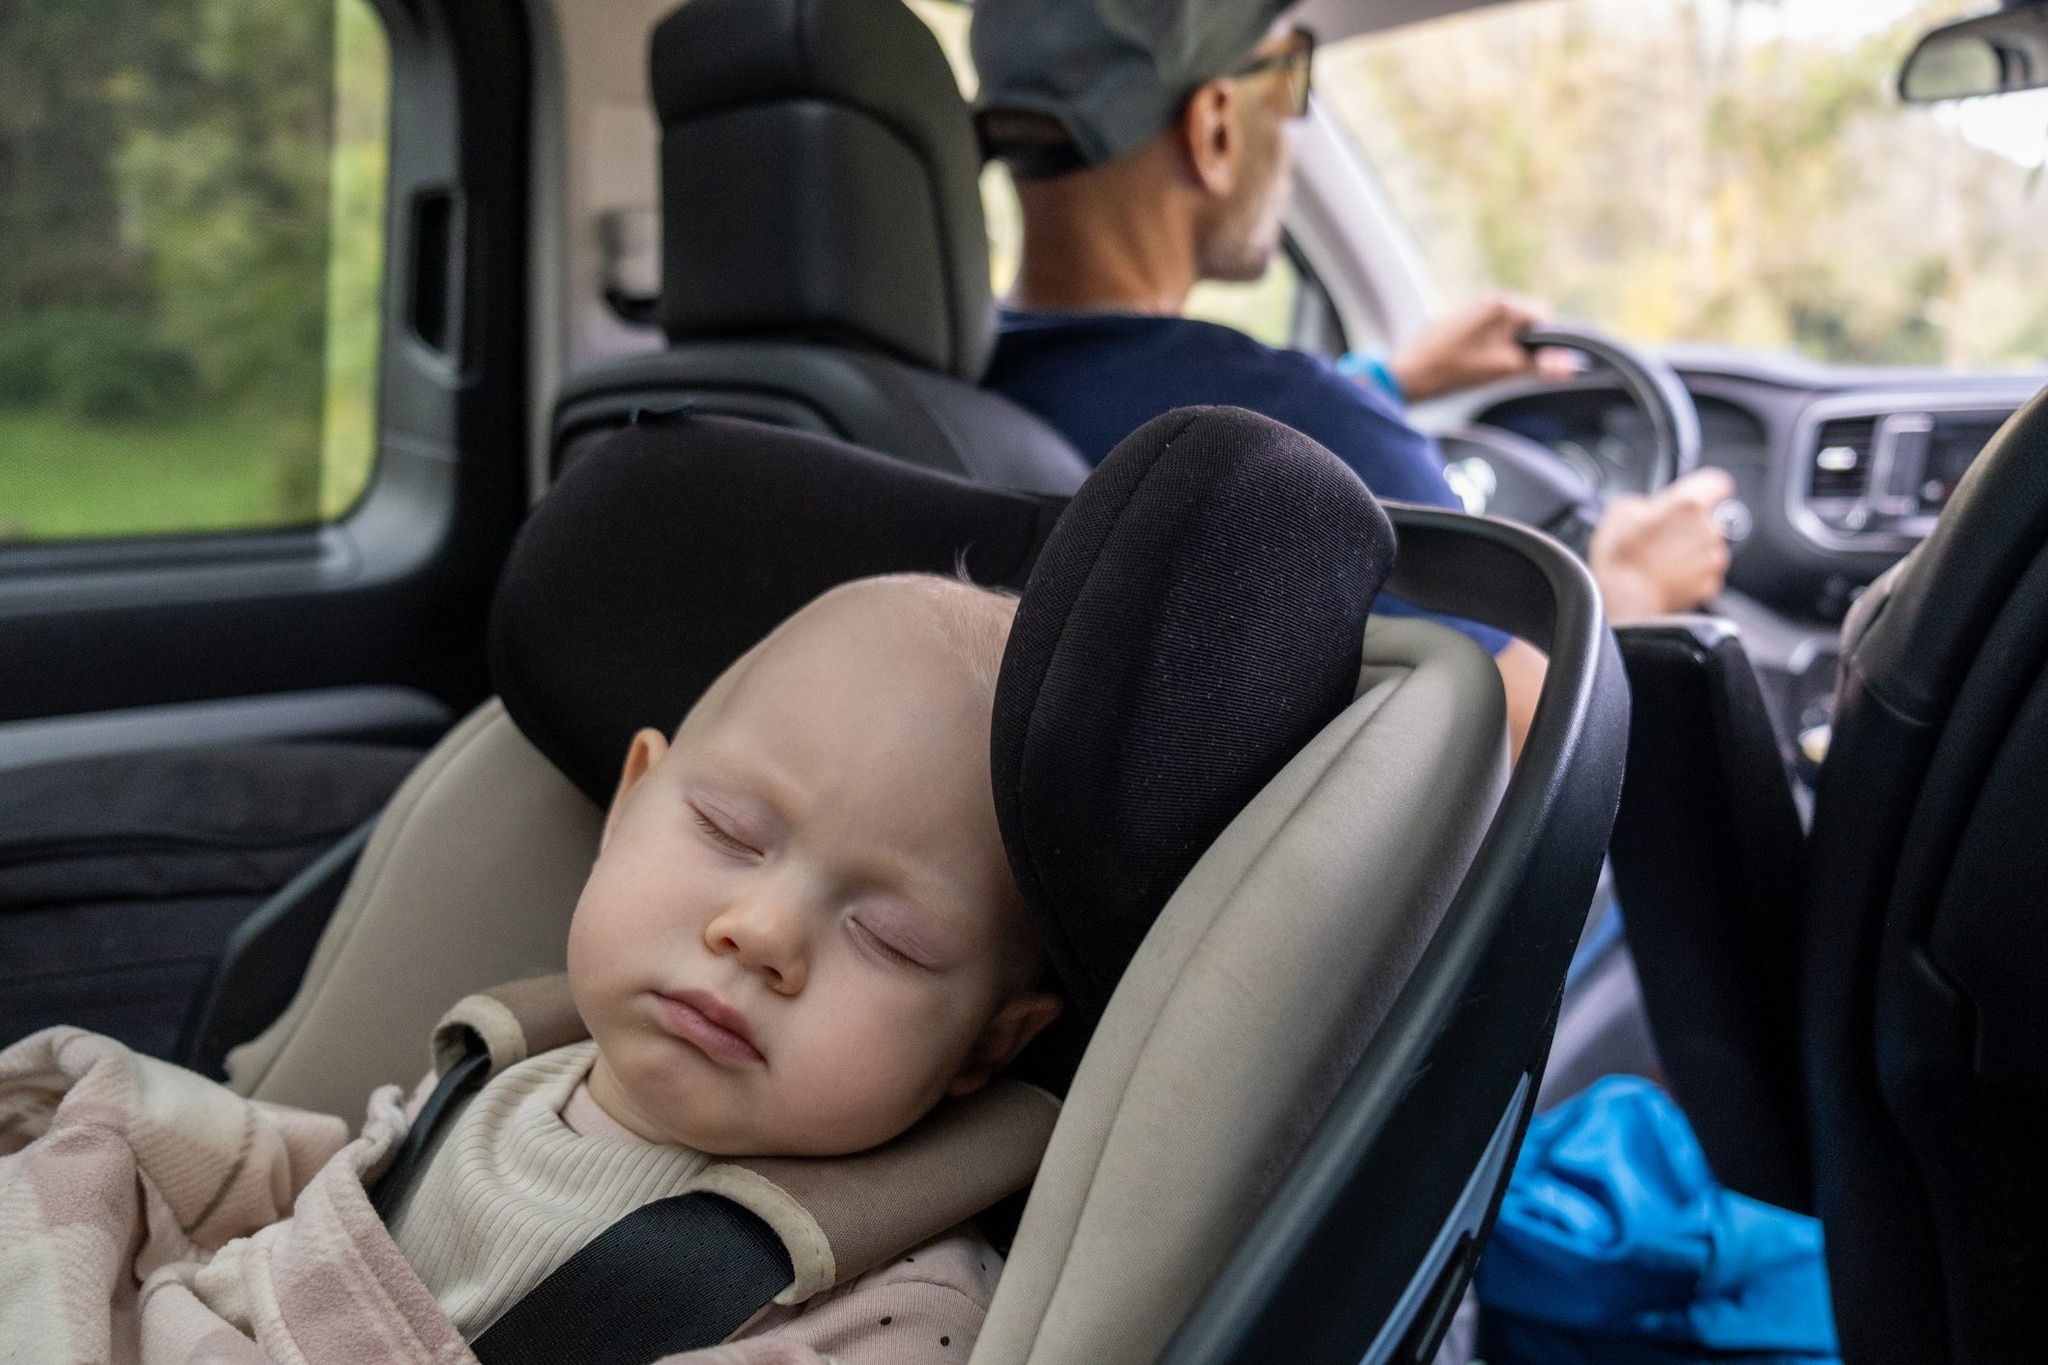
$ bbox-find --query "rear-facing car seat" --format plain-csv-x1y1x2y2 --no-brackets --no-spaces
225,407,1627,1365
549,0,1089,496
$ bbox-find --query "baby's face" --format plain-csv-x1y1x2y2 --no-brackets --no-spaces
567,579,1058,1156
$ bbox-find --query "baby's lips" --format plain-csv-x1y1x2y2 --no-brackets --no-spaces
652,988,766,1066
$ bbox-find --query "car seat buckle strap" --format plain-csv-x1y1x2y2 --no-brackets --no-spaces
468,1191,794,1365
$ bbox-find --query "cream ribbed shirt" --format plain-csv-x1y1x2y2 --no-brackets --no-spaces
389,1040,712,1341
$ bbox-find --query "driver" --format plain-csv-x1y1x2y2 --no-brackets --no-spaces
970,0,1734,749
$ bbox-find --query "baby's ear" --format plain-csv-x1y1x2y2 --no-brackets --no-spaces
600,728,670,851
948,990,1066,1097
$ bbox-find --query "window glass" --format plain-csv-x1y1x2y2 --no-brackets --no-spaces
1322,0,2048,368
909,0,1313,347
1187,254,1304,348
0,0,390,546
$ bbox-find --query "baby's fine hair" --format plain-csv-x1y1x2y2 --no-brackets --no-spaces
853,570,1018,699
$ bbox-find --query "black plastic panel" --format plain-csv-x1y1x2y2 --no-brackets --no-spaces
1162,505,1628,1365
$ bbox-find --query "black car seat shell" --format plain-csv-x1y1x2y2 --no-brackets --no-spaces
224,408,1626,1365
1606,617,1811,1213
551,0,1089,495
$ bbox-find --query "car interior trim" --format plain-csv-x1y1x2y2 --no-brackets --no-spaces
0,687,455,775
1785,387,2040,556
1357,1074,1530,1365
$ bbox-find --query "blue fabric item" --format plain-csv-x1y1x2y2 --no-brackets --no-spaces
1335,349,1407,405
1480,1314,1835,1365
1477,1077,1839,1359
985,310,1514,656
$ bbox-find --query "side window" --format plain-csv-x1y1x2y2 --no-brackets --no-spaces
0,0,390,546
1188,249,1347,356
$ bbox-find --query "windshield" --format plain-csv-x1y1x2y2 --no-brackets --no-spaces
1322,0,2048,369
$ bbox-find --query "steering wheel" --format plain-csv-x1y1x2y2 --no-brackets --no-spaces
1439,323,1703,553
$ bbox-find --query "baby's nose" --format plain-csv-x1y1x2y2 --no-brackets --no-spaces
707,897,808,993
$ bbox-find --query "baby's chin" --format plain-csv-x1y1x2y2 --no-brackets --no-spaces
656,1105,931,1158
619,1078,939,1157
593,1031,953,1155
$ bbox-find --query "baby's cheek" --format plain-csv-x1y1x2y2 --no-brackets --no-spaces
772,988,972,1148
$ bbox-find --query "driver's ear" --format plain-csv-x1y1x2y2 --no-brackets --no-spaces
1175,79,1239,197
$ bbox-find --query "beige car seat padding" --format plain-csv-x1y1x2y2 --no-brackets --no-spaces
229,616,1501,1364
225,701,602,1121
973,617,1507,1365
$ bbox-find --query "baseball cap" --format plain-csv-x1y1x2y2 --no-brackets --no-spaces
971,0,1292,176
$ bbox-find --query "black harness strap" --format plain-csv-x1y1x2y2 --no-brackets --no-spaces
369,1047,491,1221
469,1192,794,1365
371,1039,796,1362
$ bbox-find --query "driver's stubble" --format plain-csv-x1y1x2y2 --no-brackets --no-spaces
1194,80,1293,283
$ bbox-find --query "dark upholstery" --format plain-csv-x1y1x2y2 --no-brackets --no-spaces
553,346,1089,496
992,407,1395,1022
1802,384,2048,1364
496,413,1063,807
1608,619,1810,1213
552,0,1088,496
1606,381,2048,1361
0,744,418,1058
648,0,992,380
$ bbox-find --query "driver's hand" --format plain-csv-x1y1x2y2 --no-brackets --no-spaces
1589,468,1736,626
1390,296,1578,404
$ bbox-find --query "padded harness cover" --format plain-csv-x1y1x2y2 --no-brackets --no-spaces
424,977,1059,1302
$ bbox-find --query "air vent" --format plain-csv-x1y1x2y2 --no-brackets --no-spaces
1811,418,1876,499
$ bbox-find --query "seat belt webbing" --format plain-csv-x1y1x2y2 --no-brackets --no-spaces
368,1047,490,1221
469,1191,795,1365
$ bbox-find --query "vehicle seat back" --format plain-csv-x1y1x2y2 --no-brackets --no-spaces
1803,384,2048,1364
551,0,1088,495
1606,618,1810,1212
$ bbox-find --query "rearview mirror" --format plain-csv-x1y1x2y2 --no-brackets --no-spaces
1900,3,2048,103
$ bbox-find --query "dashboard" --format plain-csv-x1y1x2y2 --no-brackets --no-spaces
1462,355,2043,625
1430,351,2045,766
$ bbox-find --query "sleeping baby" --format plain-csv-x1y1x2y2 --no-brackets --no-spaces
0,572,1063,1365
388,573,1066,1359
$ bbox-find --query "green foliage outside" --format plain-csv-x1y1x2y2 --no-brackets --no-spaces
0,0,387,545
1325,0,2048,368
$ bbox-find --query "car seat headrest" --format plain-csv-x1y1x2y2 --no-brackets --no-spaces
990,407,1397,1025
491,407,1393,1071
647,0,994,381
489,413,1062,807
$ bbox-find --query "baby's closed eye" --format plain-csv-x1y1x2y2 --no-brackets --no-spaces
691,802,764,859
848,901,944,970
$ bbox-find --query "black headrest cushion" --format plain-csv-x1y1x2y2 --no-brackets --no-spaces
647,0,993,379
490,413,1060,807
492,407,1392,1044
991,407,1396,1023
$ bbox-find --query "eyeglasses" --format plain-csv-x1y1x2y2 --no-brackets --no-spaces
1229,25,1316,120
